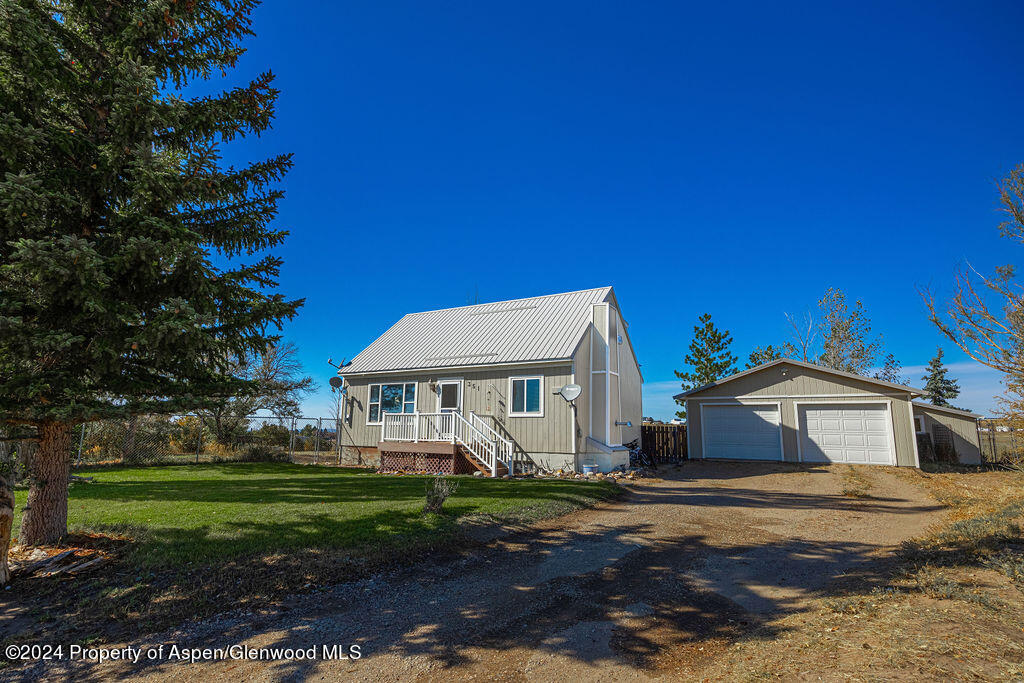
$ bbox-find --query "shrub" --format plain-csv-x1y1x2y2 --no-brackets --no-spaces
424,476,459,514
238,445,289,463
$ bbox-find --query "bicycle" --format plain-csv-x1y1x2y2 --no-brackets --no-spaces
625,438,656,469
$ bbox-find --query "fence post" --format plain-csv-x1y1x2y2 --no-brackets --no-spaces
76,423,86,464
289,417,296,461
336,417,342,465
195,415,202,463
314,417,321,464
990,424,997,464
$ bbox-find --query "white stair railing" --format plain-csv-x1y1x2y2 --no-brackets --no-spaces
469,412,514,474
451,411,499,476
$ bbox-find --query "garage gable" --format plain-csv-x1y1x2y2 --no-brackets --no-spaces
677,359,923,400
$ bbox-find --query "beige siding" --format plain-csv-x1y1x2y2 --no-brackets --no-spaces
571,330,591,454
341,364,574,455
568,303,642,463
913,405,982,464
685,362,919,467
617,312,643,447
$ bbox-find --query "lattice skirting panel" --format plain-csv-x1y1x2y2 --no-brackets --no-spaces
379,451,478,474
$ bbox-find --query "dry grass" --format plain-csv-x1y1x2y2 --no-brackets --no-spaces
840,465,875,498
701,467,1024,681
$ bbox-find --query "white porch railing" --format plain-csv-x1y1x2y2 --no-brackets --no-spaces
381,411,508,477
381,412,455,442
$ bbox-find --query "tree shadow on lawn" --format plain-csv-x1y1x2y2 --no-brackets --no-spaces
3,505,499,645
68,464,616,507
3,474,621,648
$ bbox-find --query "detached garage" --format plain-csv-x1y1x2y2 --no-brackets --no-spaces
677,359,977,468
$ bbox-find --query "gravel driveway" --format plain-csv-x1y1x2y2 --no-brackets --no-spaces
11,461,944,681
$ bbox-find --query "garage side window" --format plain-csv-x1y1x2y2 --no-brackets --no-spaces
915,415,926,434
509,376,543,417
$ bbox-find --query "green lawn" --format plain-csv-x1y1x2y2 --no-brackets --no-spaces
13,463,618,566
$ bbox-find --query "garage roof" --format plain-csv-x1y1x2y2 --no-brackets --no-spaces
912,401,982,419
674,359,924,399
341,287,615,375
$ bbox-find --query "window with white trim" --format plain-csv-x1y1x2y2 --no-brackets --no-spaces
509,376,543,417
914,415,926,434
367,382,416,424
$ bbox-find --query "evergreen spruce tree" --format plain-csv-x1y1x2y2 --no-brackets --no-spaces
922,347,961,407
0,0,301,545
674,314,737,418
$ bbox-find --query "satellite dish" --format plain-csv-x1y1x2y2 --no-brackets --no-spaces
558,384,582,402
329,376,343,389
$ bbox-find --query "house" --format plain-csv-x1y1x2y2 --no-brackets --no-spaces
675,359,982,466
334,287,642,475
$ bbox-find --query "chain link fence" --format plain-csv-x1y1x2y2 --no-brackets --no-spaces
64,414,343,466
978,419,1024,469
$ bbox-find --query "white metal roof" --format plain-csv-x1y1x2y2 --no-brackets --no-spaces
342,287,614,375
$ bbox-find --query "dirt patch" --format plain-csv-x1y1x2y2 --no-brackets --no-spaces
701,467,1024,681
5,461,954,681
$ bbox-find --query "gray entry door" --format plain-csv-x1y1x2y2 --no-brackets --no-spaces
437,381,462,413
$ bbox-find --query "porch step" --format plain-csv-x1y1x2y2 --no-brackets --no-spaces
458,445,508,477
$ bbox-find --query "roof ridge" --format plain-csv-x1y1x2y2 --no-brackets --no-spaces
402,286,612,317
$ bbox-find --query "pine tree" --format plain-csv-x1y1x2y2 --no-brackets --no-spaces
873,353,906,385
922,347,961,407
674,314,737,418
817,289,881,375
0,1,301,545
746,343,796,369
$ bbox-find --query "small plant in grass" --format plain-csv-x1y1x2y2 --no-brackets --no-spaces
911,568,1002,609
840,465,874,499
424,476,460,514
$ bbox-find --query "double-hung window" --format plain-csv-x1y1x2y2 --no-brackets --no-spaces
509,376,543,417
368,382,416,424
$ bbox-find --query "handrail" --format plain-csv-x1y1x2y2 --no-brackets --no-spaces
469,412,513,450
451,411,498,476
469,412,515,474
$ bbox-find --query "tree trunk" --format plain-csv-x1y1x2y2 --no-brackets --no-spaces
19,421,73,546
0,470,13,585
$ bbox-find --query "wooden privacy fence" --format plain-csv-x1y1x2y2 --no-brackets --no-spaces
641,424,687,462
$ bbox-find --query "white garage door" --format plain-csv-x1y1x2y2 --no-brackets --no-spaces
702,404,782,461
799,404,893,465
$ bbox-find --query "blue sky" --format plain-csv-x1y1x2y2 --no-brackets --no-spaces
202,1,1024,419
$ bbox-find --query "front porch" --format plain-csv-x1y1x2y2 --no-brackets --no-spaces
379,411,527,477
377,440,486,475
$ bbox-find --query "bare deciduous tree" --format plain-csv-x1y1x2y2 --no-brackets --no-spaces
785,311,817,362
924,164,1024,417
200,343,315,445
